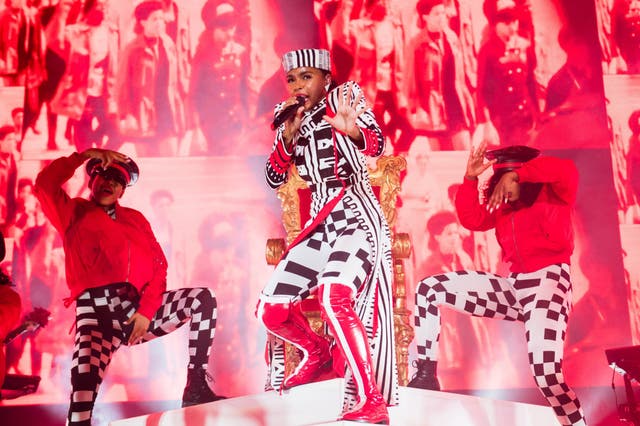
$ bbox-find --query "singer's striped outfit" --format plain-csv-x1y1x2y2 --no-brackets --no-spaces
259,81,398,410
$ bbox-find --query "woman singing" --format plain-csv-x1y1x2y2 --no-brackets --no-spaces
257,48,398,424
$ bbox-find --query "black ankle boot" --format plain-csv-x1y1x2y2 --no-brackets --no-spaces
407,359,441,390
181,368,226,407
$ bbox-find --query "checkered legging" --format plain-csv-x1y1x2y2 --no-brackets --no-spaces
67,283,217,426
413,264,586,426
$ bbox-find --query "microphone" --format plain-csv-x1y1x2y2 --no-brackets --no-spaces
271,95,306,130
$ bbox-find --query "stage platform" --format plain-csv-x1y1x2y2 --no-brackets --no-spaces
109,378,558,426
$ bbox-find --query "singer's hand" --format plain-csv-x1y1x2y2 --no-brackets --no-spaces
281,97,304,148
323,82,365,141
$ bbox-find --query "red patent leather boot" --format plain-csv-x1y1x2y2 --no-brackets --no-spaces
318,284,389,425
259,302,331,389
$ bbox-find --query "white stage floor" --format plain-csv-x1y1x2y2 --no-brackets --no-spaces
109,378,558,426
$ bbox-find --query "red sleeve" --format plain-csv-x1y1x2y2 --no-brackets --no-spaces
515,156,578,204
34,153,86,234
455,177,496,231
0,286,21,341
265,132,293,189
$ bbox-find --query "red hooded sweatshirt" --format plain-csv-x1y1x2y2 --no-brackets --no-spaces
34,153,167,319
455,156,578,273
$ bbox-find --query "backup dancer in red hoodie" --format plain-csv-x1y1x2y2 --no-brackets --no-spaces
35,148,223,426
409,143,587,426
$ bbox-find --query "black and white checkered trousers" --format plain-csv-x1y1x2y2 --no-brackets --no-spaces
260,203,372,304
413,263,586,426
67,283,217,426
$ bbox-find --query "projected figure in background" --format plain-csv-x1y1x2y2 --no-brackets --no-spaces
192,212,251,395
409,143,587,426
543,25,604,118
158,0,190,86
115,0,185,157
626,109,640,222
0,125,18,229
8,107,23,154
23,0,83,150
396,141,445,287
0,0,30,86
0,234,22,390
476,0,539,147
255,31,297,120
344,0,414,155
47,0,120,153
189,1,248,156
612,0,640,73
257,48,398,424
405,0,475,152
148,189,185,289
34,148,224,425
3,189,59,382
414,210,483,373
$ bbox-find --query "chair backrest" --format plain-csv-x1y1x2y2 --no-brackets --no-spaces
274,155,407,244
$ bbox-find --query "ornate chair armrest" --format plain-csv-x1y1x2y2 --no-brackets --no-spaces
266,238,286,265
392,232,411,259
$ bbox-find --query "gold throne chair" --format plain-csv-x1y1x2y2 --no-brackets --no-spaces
265,155,413,386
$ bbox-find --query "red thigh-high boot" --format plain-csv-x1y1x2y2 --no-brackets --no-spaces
259,301,331,389
318,284,389,425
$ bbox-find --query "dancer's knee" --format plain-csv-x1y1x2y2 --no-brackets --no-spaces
415,276,448,304
258,301,291,329
317,284,353,322
195,287,217,308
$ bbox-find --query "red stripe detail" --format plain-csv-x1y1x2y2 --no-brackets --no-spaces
493,162,523,170
372,280,379,334
282,187,345,258
268,155,281,173
109,163,131,183
360,128,379,156
270,141,292,173
280,122,346,257
276,141,291,163
325,92,336,118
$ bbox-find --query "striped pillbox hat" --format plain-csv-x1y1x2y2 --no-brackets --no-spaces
282,48,331,72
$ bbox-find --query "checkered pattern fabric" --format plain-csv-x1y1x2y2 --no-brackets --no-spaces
260,203,369,303
413,264,586,426
67,283,217,426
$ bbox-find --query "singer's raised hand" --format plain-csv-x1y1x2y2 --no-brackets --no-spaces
323,82,366,141
281,96,305,148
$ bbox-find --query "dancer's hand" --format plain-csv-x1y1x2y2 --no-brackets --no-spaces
465,142,495,180
487,171,519,212
81,148,130,169
125,312,150,345
323,82,366,141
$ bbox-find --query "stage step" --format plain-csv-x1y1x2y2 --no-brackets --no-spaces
109,378,557,426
